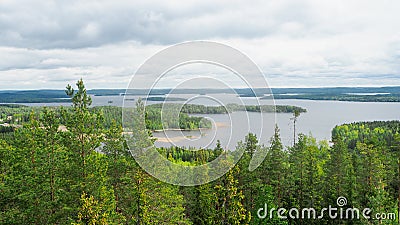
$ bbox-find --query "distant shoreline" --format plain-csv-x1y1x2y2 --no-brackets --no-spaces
1,87,400,103
152,122,228,132
152,128,207,132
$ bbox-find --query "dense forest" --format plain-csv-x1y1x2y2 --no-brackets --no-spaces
0,104,210,131
1,80,400,224
148,103,306,114
0,102,305,131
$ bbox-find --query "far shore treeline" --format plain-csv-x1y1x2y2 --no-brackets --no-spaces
1,86,400,103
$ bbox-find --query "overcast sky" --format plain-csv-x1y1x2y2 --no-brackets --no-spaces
0,0,399,89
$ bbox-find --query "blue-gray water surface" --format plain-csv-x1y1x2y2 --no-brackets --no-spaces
20,94,400,149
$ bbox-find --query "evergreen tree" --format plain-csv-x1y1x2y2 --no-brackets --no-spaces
72,191,125,225
325,138,355,204
266,125,288,205
103,120,129,215
236,135,262,222
62,79,122,223
356,141,393,224
63,79,104,188
125,99,191,225
286,134,328,224
214,158,250,225
245,133,258,157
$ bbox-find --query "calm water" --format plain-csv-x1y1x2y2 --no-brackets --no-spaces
153,99,400,149
21,95,400,149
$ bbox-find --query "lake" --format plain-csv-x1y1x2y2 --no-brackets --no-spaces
21,94,400,149
152,99,400,149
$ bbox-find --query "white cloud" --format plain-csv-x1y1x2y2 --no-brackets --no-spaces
0,0,399,89
78,22,101,40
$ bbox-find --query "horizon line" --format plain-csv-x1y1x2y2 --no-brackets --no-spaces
1,85,400,91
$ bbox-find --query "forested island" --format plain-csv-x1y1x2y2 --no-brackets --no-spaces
143,96,187,102
148,103,306,114
0,102,305,132
1,80,399,224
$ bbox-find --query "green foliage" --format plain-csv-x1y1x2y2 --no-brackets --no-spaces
214,164,250,225
264,125,288,205
1,79,400,224
145,105,212,131
332,120,400,149
0,102,305,133
149,103,306,114
72,191,125,225
244,133,259,157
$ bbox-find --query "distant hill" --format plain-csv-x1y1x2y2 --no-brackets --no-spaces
1,87,400,103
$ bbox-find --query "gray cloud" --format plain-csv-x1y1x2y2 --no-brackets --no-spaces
0,0,328,48
0,0,399,89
